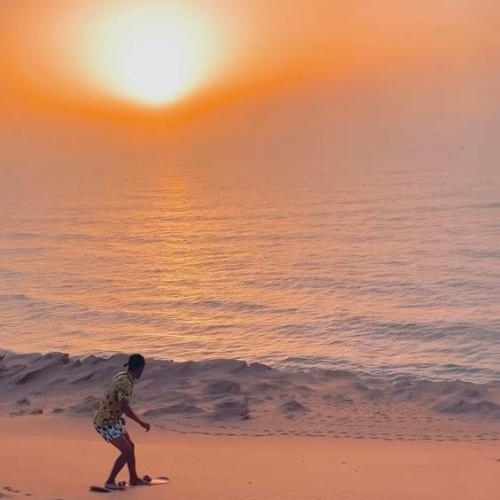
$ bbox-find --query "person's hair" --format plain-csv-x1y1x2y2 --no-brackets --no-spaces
124,353,146,371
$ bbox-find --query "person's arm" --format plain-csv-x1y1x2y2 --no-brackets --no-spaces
120,399,150,432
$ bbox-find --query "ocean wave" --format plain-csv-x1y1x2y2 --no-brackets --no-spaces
2,352,500,433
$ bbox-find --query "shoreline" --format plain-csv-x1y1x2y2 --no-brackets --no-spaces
2,351,500,443
3,344,499,386
2,348,500,387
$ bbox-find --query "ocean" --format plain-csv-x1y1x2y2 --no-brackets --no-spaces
1,156,499,383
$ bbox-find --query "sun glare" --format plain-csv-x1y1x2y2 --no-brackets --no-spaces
86,3,222,106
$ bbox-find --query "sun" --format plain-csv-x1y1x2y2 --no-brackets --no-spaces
85,2,222,106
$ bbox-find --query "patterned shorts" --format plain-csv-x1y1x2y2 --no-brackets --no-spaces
95,423,126,443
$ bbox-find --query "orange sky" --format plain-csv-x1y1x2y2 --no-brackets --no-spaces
0,0,498,177
2,0,497,115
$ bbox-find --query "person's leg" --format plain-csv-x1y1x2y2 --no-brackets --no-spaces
122,432,148,485
107,435,136,487
123,431,134,450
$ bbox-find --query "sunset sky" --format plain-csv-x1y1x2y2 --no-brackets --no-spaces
1,0,499,182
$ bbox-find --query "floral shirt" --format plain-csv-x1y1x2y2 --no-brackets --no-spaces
94,372,134,426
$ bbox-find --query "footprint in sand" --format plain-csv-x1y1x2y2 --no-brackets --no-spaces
4,488,19,493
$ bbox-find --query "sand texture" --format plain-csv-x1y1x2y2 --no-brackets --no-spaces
2,352,500,499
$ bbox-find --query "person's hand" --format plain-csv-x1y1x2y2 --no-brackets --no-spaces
120,417,126,425
140,421,151,432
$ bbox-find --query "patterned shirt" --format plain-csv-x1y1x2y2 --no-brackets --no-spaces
94,372,134,426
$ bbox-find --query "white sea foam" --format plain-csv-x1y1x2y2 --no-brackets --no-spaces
2,352,500,440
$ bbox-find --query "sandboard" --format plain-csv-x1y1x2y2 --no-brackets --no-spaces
90,486,115,493
145,477,169,485
90,477,169,493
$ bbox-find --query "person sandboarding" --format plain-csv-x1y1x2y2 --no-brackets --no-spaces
93,354,151,490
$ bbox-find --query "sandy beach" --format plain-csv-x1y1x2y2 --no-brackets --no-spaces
2,352,500,499
2,415,500,500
